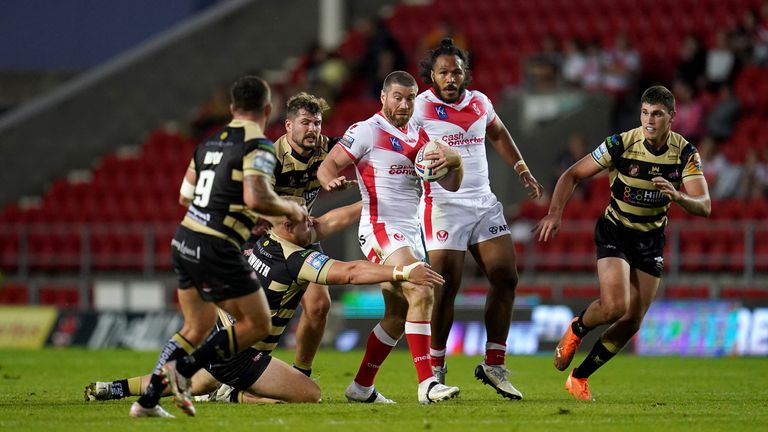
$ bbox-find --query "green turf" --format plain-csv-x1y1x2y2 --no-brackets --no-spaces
0,348,766,431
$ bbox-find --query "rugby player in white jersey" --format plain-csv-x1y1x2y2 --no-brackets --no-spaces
412,39,543,400
318,71,464,404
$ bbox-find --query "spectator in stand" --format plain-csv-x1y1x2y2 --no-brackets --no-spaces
418,18,469,58
738,148,768,199
698,135,741,199
602,32,641,130
294,42,349,106
561,38,587,89
581,40,604,92
554,132,590,200
524,34,563,93
601,32,640,101
677,34,708,91
732,8,760,65
706,30,739,89
671,79,705,142
358,17,408,98
754,1,768,65
705,84,741,143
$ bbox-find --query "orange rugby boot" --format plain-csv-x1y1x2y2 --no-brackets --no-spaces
554,317,583,371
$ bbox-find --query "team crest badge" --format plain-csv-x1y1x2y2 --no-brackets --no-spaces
393,232,406,242
628,163,640,177
436,230,449,242
435,105,448,120
389,137,403,151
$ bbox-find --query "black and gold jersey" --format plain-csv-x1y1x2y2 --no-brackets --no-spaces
591,126,704,232
272,134,330,212
216,232,336,353
181,119,277,246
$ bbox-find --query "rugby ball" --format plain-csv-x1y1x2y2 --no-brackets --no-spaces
415,139,449,182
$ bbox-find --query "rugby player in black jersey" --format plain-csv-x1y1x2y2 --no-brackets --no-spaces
129,76,307,418
534,85,711,401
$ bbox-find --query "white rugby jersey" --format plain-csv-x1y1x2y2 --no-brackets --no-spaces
338,112,430,229
412,88,496,198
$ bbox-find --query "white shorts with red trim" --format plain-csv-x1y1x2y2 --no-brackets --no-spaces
419,193,510,252
358,220,426,264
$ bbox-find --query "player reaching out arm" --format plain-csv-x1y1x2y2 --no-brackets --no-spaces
534,85,710,401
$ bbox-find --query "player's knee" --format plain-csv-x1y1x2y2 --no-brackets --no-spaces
180,320,215,345
238,314,271,345
405,284,433,311
297,382,322,403
603,302,628,322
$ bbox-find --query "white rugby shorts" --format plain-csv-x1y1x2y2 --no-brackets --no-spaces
358,220,426,264
419,193,511,251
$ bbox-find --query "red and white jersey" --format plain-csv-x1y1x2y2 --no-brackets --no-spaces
338,112,430,231
412,88,496,199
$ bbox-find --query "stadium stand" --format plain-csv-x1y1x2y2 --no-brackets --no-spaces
0,0,766,308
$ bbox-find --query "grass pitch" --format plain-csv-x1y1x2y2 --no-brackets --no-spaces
0,348,766,431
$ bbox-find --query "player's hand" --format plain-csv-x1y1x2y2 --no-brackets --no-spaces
533,213,562,242
286,201,309,225
323,176,358,192
250,217,273,237
520,171,544,200
404,262,444,288
652,176,680,202
424,140,462,171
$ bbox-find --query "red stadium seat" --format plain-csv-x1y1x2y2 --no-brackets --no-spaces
664,285,710,299
562,285,600,299
517,284,553,300
0,282,28,304
719,287,768,301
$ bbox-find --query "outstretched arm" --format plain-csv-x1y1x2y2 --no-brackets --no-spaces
318,145,358,192
486,117,544,199
311,201,363,242
533,155,604,242
325,261,444,288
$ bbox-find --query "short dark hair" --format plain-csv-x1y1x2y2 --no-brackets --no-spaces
286,92,329,118
641,85,675,112
230,75,270,112
418,38,472,85
382,70,417,92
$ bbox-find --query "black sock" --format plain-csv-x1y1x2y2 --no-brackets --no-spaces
110,379,129,399
572,339,618,379
176,326,238,378
229,390,240,403
571,309,593,338
293,365,312,377
137,333,194,408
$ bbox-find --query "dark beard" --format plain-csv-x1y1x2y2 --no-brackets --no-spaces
433,83,465,103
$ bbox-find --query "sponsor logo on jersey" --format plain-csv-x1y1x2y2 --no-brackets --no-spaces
622,186,667,206
435,105,448,120
472,102,480,115
305,251,330,270
219,131,229,140
389,137,403,151
591,143,608,160
252,151,277,175
393,232,406,242
606,135,621,148
389,164,416,176
340,134,354,148
436,230,449,242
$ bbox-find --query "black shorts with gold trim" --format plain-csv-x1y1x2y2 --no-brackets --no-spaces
205,348,272,391
594,216,666,277
171,225,261,302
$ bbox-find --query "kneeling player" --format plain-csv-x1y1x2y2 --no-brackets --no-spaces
85,199,443,408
